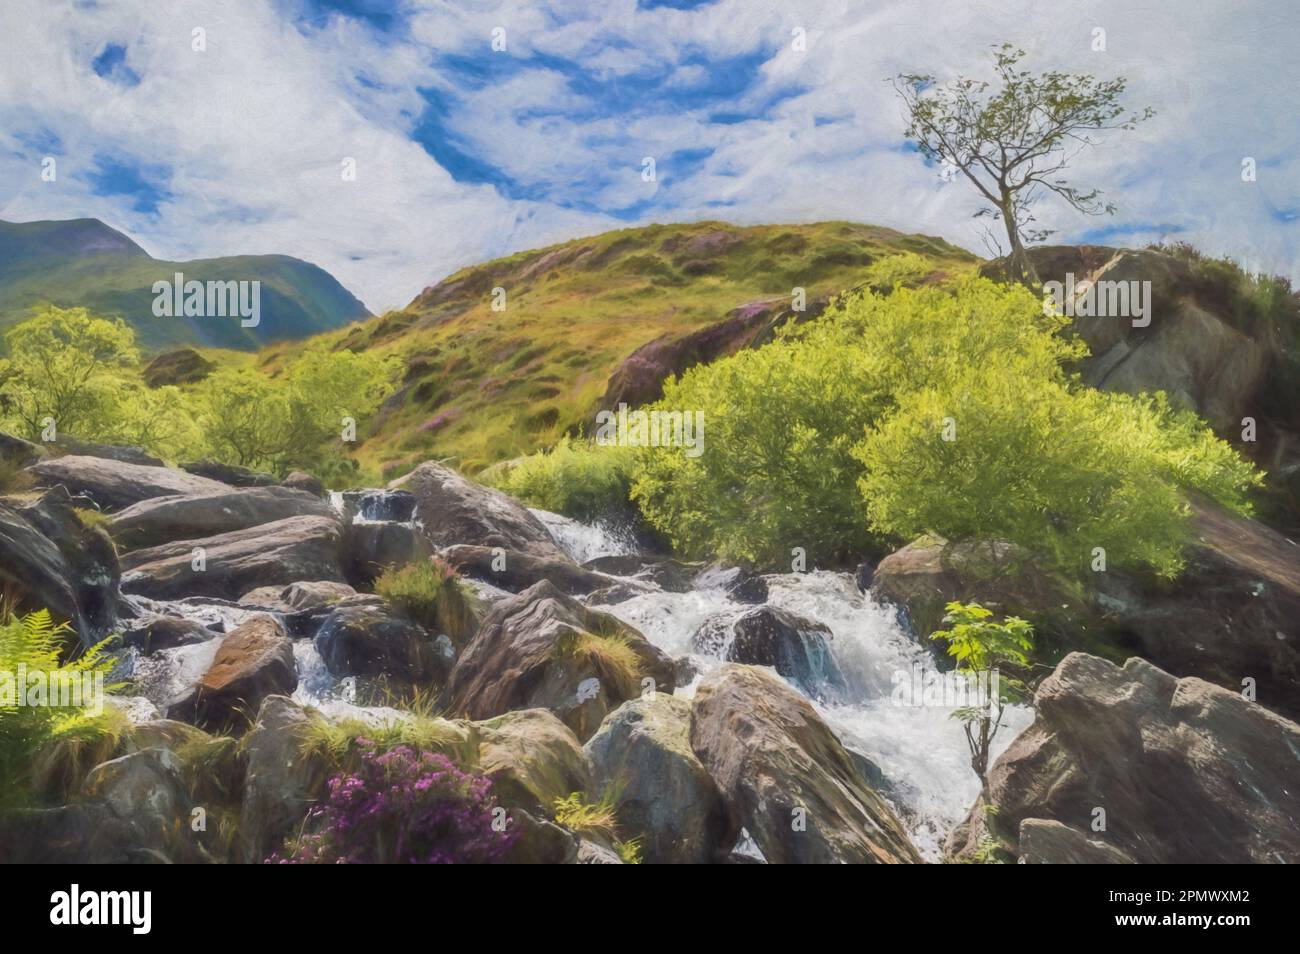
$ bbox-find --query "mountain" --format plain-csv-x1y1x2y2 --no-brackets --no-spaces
254,220,979,476
0,218,371,350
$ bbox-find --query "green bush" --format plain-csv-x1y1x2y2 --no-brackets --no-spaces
374,559,479,648
491,436,635,521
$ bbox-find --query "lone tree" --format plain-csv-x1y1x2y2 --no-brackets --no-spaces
893,44,1154,284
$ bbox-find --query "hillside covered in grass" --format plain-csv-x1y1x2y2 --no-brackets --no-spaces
254,221,978,476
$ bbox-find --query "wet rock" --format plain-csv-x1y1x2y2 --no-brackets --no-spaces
344,520,432,588
442,543,617,596
110,485,336,551
689,664,921,864
180,459,278,487
585,695,728,864
692,606,846,697
282,471,324,496
695,564,768,603
443,580,675,741
120,514,346,601
948,653,1300,864
120,614,218,653
582,555,703,593
27,455,230,511
166,616,297,732
0,486,120,644
314,603,454,694
388,461,567,560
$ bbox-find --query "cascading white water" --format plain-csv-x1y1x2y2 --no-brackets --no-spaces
529,508,640,563
540,509,1034,861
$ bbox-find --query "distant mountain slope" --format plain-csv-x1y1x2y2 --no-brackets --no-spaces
0,218,371,350
255,220,979,476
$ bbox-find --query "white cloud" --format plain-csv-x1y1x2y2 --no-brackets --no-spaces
0,0,1295,315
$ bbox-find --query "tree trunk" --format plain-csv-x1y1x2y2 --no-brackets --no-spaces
1001,196,1040,288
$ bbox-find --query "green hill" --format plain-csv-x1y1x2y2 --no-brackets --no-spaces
253,220,979,476
0,218,371,350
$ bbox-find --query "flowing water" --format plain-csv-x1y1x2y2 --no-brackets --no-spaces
115,496,1032,861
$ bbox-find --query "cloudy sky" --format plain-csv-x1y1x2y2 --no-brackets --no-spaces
1,0,1297,313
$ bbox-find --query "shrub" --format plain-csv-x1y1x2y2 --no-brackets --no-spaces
551,629,644,697
270,744,514,864
863,251,933,292
552,790,620,841
0,609,124,809
373,558,478,647
490,436,635,521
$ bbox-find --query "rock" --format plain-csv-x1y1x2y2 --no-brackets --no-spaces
583,554,703,592
443,580,676,740
238,696,329,863
442,543,618,596
314,604,454,695
584,695,728,863
27,455,230,511
344,520,432,588
0,430,43,469
166,616,297,731
950,653,1300,864
120,514,346,601
388,461,567,560
500,809,579,864
689,664,921,864
282,470,324,496
142,347,216,388
0,486,120,644
692,606,846,697
1017,819,1136,864
239,580,359,612
48,437,165,467
576,840,624,864
0,801,164,863
476,708,593,813
180,459,278,487
120,614,218,653
695,564,769,603
80,748,196,861
110,485,336,551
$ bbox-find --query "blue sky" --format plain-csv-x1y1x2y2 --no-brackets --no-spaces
1,0,1297,312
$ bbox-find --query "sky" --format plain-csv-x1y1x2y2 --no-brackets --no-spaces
1,0,1297,313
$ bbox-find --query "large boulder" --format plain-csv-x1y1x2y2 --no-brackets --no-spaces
166,616,297,731
692,606,846,697
689,664,921,864
949,652,1300,864
79,748,198,862
120,514,346,601
476,708,593,813
388,461,567,560
313,603,454,695
443,580,675,741
0,800,167,863
110,486,337,551
238,696,330,863
0,486,120,644
584,695,728,863
27,455,229,511
441,543,619,597
180,459,278,487
343,521,432,588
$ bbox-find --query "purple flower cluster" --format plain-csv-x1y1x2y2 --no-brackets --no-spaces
269,744,516,864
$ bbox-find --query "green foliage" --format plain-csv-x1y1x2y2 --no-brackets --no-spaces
931,601,1034,794
552,790,620,842
631,279,1084,567
864,252,933,292
0,608,125,809
193,346,399,478
551,629,645,698
373,558,479,648
614,836,644,864
489,436,635,520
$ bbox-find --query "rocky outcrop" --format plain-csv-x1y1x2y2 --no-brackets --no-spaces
0,486,120,643
476,708,593,813
110,485,336,551
81,748,194,859
142,347,215,388
584,695,728,863
443,580,675,741
343,521,432,588
442,543,620,596
689,664,921,864
238,696,329,863
692,606,846,697
120,514,346,601
388,461,567,560
948,652,1300,864
313,603,454,695
46,438,165,467
167,616,297,731
27,455,229,511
